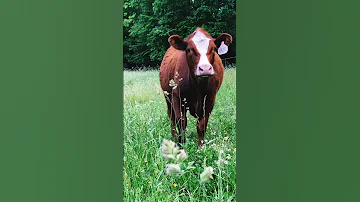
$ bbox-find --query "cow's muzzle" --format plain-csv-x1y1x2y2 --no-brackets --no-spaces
196,64,214,77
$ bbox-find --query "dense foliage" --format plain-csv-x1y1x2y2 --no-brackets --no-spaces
124,0,236,69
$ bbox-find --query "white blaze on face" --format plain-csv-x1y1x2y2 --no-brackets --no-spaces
191,31,212,74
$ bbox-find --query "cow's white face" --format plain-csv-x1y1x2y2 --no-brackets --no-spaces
168,28,232,78
191,31,214,76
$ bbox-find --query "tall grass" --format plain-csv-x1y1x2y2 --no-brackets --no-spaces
124,65,236,201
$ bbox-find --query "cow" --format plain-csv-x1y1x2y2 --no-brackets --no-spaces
159,27,232,147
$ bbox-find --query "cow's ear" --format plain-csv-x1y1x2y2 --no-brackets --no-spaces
168,35,188,51
214,33,232,55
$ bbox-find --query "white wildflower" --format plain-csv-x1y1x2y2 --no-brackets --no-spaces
161,139,179,159
200,167,214,183
176,149,187,162
163,154,176,160
166,164,182,175
169,79,177,88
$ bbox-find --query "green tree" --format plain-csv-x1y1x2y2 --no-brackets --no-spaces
124,0,157,67
123,0,236,69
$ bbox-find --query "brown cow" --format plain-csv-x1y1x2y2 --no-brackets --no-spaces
159,27,232,147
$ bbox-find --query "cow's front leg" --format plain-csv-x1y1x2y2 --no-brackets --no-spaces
165,99,177,140
172,96,187,144
196,115,209,147
196,94,216,147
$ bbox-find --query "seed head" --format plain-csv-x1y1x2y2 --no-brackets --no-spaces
161,139,179,160
176,149,187,162
200,167,214,183
166,164,182,175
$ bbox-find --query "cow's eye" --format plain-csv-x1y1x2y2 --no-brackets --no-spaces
213,47,218,52
185,48,190,53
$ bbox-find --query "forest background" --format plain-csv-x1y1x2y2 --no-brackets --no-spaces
123,0,236,69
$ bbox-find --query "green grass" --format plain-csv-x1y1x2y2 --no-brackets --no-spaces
124,66,236,201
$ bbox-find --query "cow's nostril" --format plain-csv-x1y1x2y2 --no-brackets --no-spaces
199,67,203,71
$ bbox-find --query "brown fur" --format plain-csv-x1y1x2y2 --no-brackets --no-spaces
159,28,232,147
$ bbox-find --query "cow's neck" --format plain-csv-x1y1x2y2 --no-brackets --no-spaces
194,77,211,92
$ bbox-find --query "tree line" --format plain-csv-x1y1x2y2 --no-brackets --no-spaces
124,0,236,69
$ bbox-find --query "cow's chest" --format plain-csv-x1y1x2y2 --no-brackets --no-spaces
176,89,209,116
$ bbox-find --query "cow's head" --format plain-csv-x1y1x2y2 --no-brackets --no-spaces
168,28,232,78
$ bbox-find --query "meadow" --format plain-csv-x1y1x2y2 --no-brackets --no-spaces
123,66,236,201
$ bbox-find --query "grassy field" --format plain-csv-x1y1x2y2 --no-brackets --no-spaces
123,66,236,201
